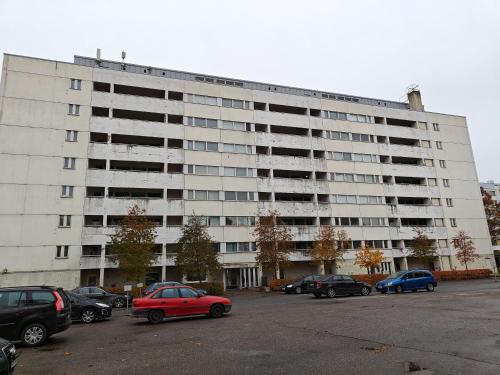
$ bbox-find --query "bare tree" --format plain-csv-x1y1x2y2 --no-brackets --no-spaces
310,226,350,274
254,210,294,279
451,230,479,270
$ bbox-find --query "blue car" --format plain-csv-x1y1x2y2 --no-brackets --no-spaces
375,270,437,294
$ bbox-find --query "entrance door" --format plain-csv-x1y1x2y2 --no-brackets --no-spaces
226,269,240,289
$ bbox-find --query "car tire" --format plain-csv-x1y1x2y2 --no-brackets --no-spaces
209,304,224,318
361,286,371,296
295,286,302,294
81,308,97,324
426,283,435,292
147,310,164,324
395,285,403,294
113,298,125,308
21,323,47,347
313,292,321,298
380,290,387,294
326,288,336,298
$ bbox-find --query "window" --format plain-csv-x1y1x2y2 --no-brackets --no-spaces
179,288,199,298
222,121,247,131
224,167,251,177
431,198,441,206
434,218,444,227
187,190,219,200
223,143,252,154
56,245,69,258
443,179,450,187
224,191,254,201
187,165,219,176
66,130,78,142
450,218,457,227
325,111,372,123
68,104,80,115
423,159,434,167
70,79,82,90
187,117,218,129
31,291,56,305
63,157,76,169
208,216,220,226
59,215,71,227
438,239,448,248
427,178,437,187
436,141,443,150
421,140,431,148
226,242,238,252
0,291,27,308
417,122,428,130
61,185,74,198
439,160,446,168
446,198,453,207
186,141,218,152
221,98,250,109
156,288,178,298
185,94,218,106
333,173,354,182
433,123,440,131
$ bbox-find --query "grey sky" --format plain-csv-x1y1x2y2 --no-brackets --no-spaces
1,0,499,181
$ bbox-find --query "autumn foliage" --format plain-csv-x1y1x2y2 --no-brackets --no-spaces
310,226,350,274
481,188,500,244
354,244,384,274
451,230,480,270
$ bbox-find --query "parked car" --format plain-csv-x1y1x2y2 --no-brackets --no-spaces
132,286,232,324
282,275,323,294
0,286,71,346
144,282,208,296
66,292,112,323
375,270,437,293
313,275,372,298
0,338,19,375
71,287,131,308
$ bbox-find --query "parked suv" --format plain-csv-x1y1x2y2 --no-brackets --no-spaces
71,287,131,308
375,270,437,293
313,275,372,298
0,286,71,346
0,338,19,375
282,275,323,294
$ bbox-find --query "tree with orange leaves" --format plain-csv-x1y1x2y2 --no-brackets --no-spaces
451,230,479,270
354,243,384,274
310,225,350,274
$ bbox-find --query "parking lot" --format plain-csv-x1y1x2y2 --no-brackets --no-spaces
13,279,500,375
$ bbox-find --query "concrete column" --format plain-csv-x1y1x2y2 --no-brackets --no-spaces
222,269,227,291
403,257,409,271
99,246,106,286
252,268,257,287
161,244,166,281
239,268,243,290
99,268,105,287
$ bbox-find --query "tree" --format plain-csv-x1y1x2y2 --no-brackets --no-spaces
108,204,158,284
451,230,479,270
409,227,437,268
254,210,294,279
481,188,500,245
354,243,384,274
310,226,350,274
175,215,222,285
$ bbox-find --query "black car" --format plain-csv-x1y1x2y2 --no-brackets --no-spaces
0,286,71,346
66,292,113,324
71,287,131,308
313,275,372,298
282,275,323,294
0,338,19,375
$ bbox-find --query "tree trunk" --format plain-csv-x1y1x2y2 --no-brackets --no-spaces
275,263,280,280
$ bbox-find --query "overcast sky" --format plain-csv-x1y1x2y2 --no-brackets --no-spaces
1,0,498,181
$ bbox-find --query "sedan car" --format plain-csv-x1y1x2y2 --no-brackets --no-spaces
66,292,112,323
0,338,19,375
71,287,131,308
375,270,437,293
282,275,323,294
313,275,372,298
132,286,232,324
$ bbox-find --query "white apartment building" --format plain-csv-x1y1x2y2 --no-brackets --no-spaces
0,53,494,290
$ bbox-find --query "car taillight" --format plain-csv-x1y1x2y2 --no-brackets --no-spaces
315,281,322,288
53,291,65,312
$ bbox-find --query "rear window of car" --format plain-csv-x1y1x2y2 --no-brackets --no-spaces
0,291,27,307
179,288,199,298
31,291,56,305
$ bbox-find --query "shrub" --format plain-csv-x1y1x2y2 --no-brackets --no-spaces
432,269,491,281
269,278,294,291
352,274,388,285
195,282,224,296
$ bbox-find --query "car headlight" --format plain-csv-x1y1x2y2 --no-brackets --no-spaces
96,303,110,308
387,282,393,286
8,346,16,356
286,284,293,288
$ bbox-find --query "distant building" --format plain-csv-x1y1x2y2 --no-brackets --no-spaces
0,53,495,289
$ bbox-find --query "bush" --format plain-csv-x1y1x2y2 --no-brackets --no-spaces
195,282,224,296
352,274,388,285
269,278,294,291
432,269,492,281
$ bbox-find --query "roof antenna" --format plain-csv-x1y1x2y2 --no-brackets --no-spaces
96,48,101,61
121,51,126,63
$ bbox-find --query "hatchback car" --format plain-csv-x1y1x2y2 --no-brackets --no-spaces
132,286,232,324
0,338,19,375
66,292,112,323
313,275,372,298
282,275,323,294
0,286,71,346
375,270,437,293
143,282,208,296
71,287,131,308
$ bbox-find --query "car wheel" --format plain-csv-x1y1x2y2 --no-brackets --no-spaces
209,304,224,318
361,286,371,296
113,298,125,308
295,286,302,294
326,288,336,298
380,290,387,294
426,283,435,292
21,323,47,347
412,289,417,293
147,310,164,324
81,308,97,324
313,292,321,298
395,285,403,294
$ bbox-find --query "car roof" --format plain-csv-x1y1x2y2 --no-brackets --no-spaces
0,286,59,291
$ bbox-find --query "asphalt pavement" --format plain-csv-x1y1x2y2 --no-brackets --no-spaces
14,279,500,375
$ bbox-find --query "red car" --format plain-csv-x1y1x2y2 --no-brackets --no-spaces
132,286,232,323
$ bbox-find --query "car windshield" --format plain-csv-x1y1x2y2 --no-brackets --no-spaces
67,292,90,301
387,271,406,279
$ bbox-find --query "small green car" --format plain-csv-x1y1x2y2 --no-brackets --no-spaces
0,338,19,375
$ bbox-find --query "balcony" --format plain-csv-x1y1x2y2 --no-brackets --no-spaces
86,169,183,188
255,132,312,150
386,204,444,218
389,226,448,239
383,184,440,197
378,143,433,159
257,177,329,194
289,250,312,261
380,163,435,178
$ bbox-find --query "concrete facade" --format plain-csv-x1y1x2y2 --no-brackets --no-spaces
0,54,495,289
